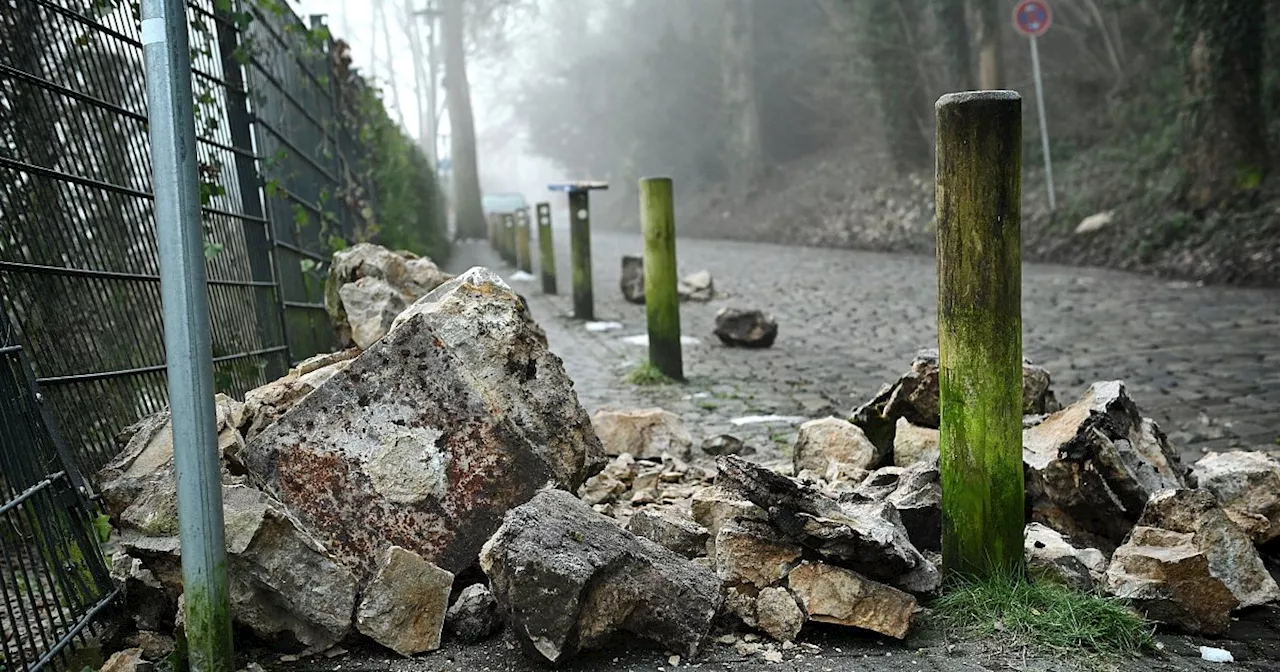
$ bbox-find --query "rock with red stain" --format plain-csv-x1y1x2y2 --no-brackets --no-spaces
242,267,606,578
479,489,723,664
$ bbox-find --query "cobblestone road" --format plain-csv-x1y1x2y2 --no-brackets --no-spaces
449,231,1280,465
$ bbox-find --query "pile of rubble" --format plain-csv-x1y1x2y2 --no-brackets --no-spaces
96,246,1280,667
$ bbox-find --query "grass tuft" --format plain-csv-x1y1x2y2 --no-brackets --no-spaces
931,568,1154,656
624,361,678,386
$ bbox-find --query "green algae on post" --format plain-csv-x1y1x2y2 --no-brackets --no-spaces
569,190,594,320
639,177,683,381
536,202,557,294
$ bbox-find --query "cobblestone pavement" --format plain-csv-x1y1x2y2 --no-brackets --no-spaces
448,232,1280,465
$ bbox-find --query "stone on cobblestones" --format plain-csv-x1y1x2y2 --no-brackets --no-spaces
592,408,694,459
1024,381,1189,548
716,456,940,593
702,434,748,456
325,243,453,348
851,350,1063,454
242,267,605,577
1103,489,1280,634
852,462,942,553
479,489,723,664
621,255,645,304
892,418,939,467
446,584,502,644
1024,523,1106,590
628,507,710,559
754,586,805,642
1191,451,1280,543
793,417,884,477
787,562,916,639
356,546,453,656
678,270,715,302
715,519,804,589
713,308,778,348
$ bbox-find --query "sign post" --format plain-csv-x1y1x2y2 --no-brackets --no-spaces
1013,0,1055,211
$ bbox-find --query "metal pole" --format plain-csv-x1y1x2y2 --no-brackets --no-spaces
140,0,234,669
1029,36,1055,211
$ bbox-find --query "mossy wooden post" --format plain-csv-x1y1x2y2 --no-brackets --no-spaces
536,202,556,294
935,90,1025,579
501,213,516,266
639,177,683,380
487,214,498,251
549,181,608,319
516,209,533,273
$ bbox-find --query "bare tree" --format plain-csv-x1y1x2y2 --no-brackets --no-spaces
443,0,485,239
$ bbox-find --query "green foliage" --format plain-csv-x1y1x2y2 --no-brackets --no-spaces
624,360,678,386
932,569,1154,656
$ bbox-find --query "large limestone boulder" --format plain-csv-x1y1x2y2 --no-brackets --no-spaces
242,267,605,577
792,417,884,477
1192,451,1280,543
1103,489,1280,634
851,349,1061,453
716,456,939,593
591,408,694,460
355,546,453,656
787,562,916,639
324,243,454,348
1023,381,1189,549
478,490,723,664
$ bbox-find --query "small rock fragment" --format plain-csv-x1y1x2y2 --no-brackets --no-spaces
678,270,715,302
715,520,804,589
1024,523,1105,590
621,255,645,304
892,418,939,467
793,417,884,476
356,546,454,656
446,584,502,644
713,308,778,348
100,648,148,672
593,408,694,460
691,486,768,557
628,508,710,559
1192,451,1280,543
788,562,915,639
755,586,805,642
702,434,748,456
1199,646,1234,663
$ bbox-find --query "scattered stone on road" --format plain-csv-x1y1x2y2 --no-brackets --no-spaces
620,255,645,304
479,489,723,664
679,270,715,302
1192,450,1280,543
702,434,748,456
592,407,694,459
853,461,942,553
713,307,778,348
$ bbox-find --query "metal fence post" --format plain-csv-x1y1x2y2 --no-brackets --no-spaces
140,0,235,668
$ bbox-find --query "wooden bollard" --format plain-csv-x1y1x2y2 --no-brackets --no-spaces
501,213,516,266
536,202,556,294
487,213,499,251
516,209,533,274
935,90,1025,579
549,181,608,320
639,177,682,380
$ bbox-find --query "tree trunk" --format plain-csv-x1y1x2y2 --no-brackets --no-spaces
976,0,1003,90
932,0,974,92
721,0,764,197
1175,0,1270,208
442,0,485,239
862,0,933,174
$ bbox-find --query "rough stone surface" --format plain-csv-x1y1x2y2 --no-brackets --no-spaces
355,546,454,656
478,489,723,664
716,456,940,593
239,350,359,440
101,648,148,672
325,243,453,348
592,408,694,460
1024,523,1106,590
787,562,916,639
678,270,715,302
701,434,748,456
1104,489,1280,634
627,507,710,559
620,255,645,304
713,308,778,348
792,417,883,478
243,267,605,577
691,485,768,558
715,519,804,589
851,350,1062,454
852,461,942,553
892,418,939,467
754,586,805,643
1192,451,1280,543
1023,381,1189,548
445,584,502,644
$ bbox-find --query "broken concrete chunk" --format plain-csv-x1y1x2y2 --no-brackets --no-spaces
1024,523,1105,590
715,519,804,589
716,456,939,593
793,417,884,476
242,267,604,578
356,546,453,656
627,508,710,559
1192,451,1280,543
479,490,722,664
591,408,694,460
1023,381,1188,548
892,418,939,467
787,562,916,639
446,584,502,644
